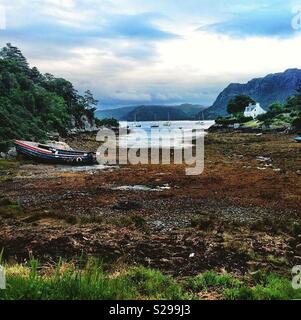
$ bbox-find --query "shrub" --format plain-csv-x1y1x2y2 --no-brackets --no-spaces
95,118,119,128
237,116,253,124
292,117,301,129
215,117,237,126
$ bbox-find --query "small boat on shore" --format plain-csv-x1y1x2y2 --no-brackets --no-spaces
294,136,301,143
15,140,95,165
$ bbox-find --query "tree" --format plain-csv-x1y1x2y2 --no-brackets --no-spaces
292,117,301,129
0,43,30,72
83,90,98,110
77,90,99,121
0,43,99,140
30,67,44,83
285,84,301,113
227,95,255,116
269,102,283,113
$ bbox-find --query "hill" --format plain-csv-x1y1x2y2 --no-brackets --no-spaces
98,104,207,121
95,106,136,120
122,105,191,121
0,43,98,143
204,69,301,119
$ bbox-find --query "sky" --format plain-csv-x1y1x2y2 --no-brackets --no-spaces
1,0,301,108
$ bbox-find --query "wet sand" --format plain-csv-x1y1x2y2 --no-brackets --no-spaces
0,132,300,277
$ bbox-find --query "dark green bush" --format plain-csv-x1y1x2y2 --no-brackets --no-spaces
292,117,301,129
95,118,119,128
215,117,237,126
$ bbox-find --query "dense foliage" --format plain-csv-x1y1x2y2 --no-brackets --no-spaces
257,93,301,128
0,43,98,141
227,95,255,116
220,90,301,129
95,118,119,128
215,116,253,126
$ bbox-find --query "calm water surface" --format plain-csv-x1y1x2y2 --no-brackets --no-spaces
118,121,215,148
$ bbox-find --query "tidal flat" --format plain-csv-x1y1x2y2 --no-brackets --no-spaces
0,132,300,299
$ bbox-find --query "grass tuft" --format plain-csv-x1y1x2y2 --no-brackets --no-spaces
188,271,242,292
0,259,300,300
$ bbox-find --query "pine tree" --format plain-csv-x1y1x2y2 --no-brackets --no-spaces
30,66,44,83
0,43,30,72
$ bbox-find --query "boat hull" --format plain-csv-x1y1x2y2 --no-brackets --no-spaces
15,141,95,165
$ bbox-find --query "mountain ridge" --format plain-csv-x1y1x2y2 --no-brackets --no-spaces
96,104,207,121
204,68,301,119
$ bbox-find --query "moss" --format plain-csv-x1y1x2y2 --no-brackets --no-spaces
109,215,147,230
266,255,288,266
0,159,20,169
76,214,104,225
0,199,23,218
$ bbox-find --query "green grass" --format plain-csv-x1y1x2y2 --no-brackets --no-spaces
224,273,301,300
188,271,242,291
0,259,300,300
0,259,191,300
242,120,262,128
0,159,20,170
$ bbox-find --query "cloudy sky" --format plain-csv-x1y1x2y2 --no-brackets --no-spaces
1,0,301,108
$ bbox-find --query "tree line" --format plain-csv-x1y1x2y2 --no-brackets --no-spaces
216,90,301,128
0,43,99,142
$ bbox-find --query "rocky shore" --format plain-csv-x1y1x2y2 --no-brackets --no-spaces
0,131,300,278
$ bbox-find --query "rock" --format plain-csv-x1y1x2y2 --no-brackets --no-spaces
113,200,142,211
69,116,99,134
294,256,301,262
7,148,17,159
0,152,6,159
257,156,272,162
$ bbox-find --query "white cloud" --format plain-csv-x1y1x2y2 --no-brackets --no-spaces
1,0,301,106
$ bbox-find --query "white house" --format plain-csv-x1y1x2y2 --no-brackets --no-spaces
244,103,266,119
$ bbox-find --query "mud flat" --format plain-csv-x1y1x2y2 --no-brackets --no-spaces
0,132,300,278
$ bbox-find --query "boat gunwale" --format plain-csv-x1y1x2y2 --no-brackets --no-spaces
15,140,93,156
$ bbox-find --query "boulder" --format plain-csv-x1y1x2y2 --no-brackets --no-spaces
7,147,17,159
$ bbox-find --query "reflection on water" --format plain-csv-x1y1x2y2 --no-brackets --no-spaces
118,121,215,148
